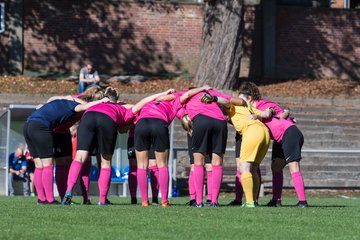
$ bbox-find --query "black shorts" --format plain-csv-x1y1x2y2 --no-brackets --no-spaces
235,133,242,158
272,125,304,163
187,134,211,165
53,132,72,158
127,137,155,159
27,161,35,173
191,114,228,155
134,118,169,152
23,121,54,159
77,112,118,155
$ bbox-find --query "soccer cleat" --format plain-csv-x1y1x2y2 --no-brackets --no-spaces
266,199,282,207
105,198,113,205
296,201,308,208
37,199,47,205
204,200,212,207
195,203,204,208
30,193,36,197
61,192,73,205
152,197,159,205
83,200,92,205
98,202,106,206
46,200,60,205
142,201,150,207
227,200,242,206
186,199,197,207
131,197,138,205
241,202,256,208
161,201,170,207
208,202,219,207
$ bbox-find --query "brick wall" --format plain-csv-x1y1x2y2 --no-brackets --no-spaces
277,6,360,80
23,1,204,75
0,0,9,73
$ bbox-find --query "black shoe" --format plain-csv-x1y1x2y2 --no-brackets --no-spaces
37,199,47,205
195,203,204,208
47,200,60,205
83,200,92,205
266,199,282,207
186,199,196,206
152,197,159,205
208,202,219,207
296,201,308,208
105,198,113,205
131,197,137,205
204,200,212,207
227,200,242,206
61,192,73,205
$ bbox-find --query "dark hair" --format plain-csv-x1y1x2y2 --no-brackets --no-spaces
104,87,120,102
238,82,261,100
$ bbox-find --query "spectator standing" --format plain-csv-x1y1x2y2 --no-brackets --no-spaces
78,64,100,93
8,147,29,196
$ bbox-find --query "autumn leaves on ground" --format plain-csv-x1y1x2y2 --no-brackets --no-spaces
0,75,359,98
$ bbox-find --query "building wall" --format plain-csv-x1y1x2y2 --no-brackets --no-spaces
23,1,204,75
277,6,360,80
2,1,360,81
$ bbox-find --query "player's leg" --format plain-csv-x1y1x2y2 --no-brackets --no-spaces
134,119,151,207
228,133,243,206
284,126,307,207
205,162,213,205
98,154,113,205
209,117,227,207
149,149,159,205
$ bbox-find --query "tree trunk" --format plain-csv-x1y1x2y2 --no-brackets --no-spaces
194,0,244,90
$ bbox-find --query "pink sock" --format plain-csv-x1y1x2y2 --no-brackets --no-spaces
291,171,306,201
206,170,213,201
188,170,196,201
194,165,204,205
80,160,91,202
256,167,262,202
34,168,46,202
149,165,159,199
137,168,148,203
235,170,243,202
211,165,223,204
55,165,68,200
98,168,111,204
42,165,55,203
128,165,137,198
65,160,83,194
272,171,283,201
159,166,169,203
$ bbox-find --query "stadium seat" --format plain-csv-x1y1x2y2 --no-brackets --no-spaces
90,165,99,181
111,166,128,196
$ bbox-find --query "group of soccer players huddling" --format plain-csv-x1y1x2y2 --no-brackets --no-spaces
23,81,308,208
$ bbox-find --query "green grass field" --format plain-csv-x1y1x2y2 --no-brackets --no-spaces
0,196,358,240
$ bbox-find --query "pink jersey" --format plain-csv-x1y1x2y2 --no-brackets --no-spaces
134,95,183,125
85,103,135,128
176,107,187,120
185,89,231,121
256,99,294,142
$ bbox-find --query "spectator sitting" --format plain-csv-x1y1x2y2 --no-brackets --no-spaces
8,147,29,196
78,63,100,93
25,148,36,197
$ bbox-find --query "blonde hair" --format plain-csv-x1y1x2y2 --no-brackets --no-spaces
104,87,120,102
78,85,104,102
180,114,192,133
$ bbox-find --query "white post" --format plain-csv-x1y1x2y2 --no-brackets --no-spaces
5,109,10,196
168,121,175,198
